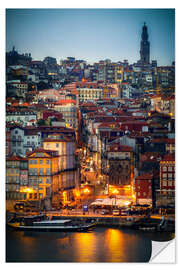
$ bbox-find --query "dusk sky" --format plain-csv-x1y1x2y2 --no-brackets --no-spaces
6,8,175,65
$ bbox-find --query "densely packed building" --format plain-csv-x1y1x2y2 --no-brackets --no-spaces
5,23,175,212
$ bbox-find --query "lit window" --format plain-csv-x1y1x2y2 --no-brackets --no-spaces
29,168,33,175
39,178,43,183
162,173,167,179
46,168,50,175
168,167,172,172
163,166,167,171
16,177,19,183
39,168,43,175
163,181,167,186
46,178,51,184
168,181,172,186
168,173,172,179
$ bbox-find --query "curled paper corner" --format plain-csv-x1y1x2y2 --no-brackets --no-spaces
150,239,175,263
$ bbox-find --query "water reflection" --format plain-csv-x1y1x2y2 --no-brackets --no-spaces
73,232,97,262
6,227,152,262
105,229,127,262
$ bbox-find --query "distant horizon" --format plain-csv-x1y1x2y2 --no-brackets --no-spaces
6,9,175,66
6,46,175,66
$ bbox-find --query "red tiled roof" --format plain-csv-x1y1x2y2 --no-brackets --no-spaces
27,148,59,157
43,136,74,142
140,152,162,162
135,173,153,180
151,94,162,99
55,99,76,105
108,144,133,152
151,138,175,144
80,102,97,107
7,154,27,161
161,154,175,162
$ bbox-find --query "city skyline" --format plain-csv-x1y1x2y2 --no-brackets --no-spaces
6,8,175,65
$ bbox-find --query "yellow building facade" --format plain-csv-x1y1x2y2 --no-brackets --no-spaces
27,149,59,200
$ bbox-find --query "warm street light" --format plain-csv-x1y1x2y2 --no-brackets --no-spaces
74,190,80,198
124,201,131,206
63,191,67,204
20,187,34,193
83,187,90,194
132,194,136,201
111,188,119,195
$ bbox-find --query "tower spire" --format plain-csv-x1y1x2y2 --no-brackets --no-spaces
140,22,150,65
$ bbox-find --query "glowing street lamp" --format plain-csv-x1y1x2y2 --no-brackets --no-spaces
83,187,90,194
124,201,131,207
20,187,34,193
132,194,136,201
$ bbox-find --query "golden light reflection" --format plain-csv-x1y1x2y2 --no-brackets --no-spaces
105,229,127,262
18,234,36,255
73,233,97,262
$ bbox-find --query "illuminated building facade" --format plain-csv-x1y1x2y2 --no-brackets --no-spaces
135,173,153,205
27,149,59,200
6,154,28,201
53,100,78,129
106,145,134,195
43,137,78,206
158,154,175,207
43,136,76,171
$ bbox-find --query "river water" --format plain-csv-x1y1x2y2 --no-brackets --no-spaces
6,227,175,263
6,227,153,263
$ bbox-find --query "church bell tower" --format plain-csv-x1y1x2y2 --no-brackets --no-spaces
140,22,150,65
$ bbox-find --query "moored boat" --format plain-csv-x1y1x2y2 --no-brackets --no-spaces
133,216,175,232
7,214,97,232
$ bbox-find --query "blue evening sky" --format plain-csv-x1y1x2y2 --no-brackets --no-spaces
6,8,175,65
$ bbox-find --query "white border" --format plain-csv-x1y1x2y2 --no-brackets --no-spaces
1,1,178,268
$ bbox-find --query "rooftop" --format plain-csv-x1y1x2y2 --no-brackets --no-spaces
135,173,153,180
161,153,175,162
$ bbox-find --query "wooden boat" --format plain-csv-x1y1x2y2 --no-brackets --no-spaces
7,214,96,232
